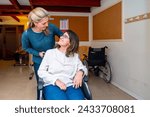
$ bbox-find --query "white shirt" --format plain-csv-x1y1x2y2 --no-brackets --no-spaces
38,48,87,87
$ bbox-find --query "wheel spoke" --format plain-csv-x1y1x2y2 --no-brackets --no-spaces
99,62,111,83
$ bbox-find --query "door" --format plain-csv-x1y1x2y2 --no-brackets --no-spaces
0,25,24,60
3,26,17,60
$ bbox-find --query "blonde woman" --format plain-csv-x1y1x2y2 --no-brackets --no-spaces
21,7,63,99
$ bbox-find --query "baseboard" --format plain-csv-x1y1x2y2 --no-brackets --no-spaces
111,81,143,100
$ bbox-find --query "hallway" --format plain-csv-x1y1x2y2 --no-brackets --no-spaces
0,60,135,100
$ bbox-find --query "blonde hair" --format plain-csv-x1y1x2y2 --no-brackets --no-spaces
28,7,50,35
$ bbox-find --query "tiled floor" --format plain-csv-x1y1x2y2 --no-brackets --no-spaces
0,60,36,100
0,60,135,100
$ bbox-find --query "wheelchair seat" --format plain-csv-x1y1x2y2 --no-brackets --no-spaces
37,75,92,100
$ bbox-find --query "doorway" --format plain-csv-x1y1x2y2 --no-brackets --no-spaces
0,25,24,60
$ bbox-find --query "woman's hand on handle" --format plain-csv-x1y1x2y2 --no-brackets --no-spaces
39,51,45,58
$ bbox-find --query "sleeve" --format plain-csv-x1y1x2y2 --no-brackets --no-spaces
21,31,39,56
37,50,58,85
76,54,88,76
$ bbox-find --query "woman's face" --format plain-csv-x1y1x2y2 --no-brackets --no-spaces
57,32,70,47
34,17,49,31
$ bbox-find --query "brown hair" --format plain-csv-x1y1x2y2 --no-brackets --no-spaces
56,30,79,57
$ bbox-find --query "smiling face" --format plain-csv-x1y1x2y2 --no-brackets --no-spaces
57,32,70,48
56,30,79,57
34,16,49,32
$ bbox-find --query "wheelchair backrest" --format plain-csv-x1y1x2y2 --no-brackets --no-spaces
87,47,106,66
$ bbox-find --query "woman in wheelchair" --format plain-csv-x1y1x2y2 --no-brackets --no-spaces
38,30,88,100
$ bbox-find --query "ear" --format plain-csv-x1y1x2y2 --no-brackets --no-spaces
33,22,38,26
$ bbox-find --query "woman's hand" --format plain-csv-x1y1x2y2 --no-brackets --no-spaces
73,71,84,88
55,79,67,90
39,51,45,58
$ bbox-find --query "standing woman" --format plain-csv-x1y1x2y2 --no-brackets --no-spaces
21,7,63,99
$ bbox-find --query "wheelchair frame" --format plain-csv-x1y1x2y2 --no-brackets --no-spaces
82,46,112,83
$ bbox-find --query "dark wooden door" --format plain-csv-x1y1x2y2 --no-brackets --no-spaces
0,25,24,60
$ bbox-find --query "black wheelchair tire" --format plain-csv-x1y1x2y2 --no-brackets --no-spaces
99,61,112,83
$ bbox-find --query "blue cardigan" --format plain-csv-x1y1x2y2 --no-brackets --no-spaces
22,23,63,64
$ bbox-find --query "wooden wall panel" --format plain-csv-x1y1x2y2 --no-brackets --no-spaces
50,16,89,41
93,2,122,40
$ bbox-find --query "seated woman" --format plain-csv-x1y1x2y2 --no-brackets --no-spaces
38,30,87,100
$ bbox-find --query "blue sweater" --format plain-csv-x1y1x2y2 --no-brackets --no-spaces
22,23,63,64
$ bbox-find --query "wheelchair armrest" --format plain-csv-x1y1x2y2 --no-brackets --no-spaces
82,53,88,60
83,75,88,82
81,76,92,100
37,78,44,100
83,53,87,58
38,78,44,90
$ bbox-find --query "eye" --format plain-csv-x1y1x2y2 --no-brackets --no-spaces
62,34,69,39
42,22,46,25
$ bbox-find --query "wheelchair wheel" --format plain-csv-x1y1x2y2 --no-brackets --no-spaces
94,67,100,76
99,61,112,83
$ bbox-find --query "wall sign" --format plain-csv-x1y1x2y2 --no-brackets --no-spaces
60,19,69,31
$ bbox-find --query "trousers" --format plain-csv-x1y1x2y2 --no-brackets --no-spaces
33,63,40,100
43,85,85,100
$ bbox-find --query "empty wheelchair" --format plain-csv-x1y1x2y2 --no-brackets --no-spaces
82,46,112,83
37,75,92,100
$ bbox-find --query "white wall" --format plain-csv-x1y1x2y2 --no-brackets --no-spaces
91,0,150,99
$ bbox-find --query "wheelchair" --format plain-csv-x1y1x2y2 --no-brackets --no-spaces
13,51,29,66
82,46,112,83
37,75,92,100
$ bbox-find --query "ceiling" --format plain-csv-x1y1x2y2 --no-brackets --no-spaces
0,0,101,22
